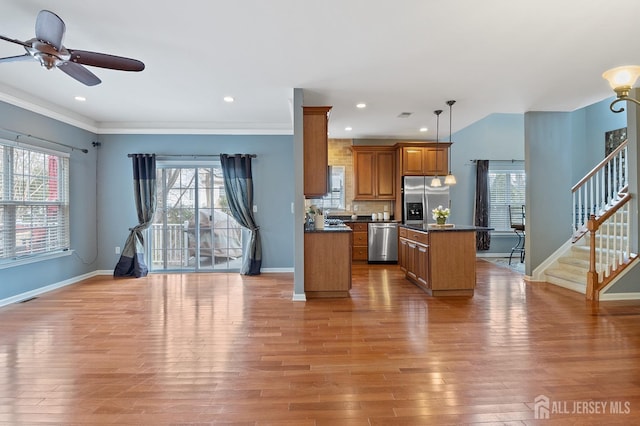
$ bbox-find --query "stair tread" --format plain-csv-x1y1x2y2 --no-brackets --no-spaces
557,257,589,268
545,267,586,284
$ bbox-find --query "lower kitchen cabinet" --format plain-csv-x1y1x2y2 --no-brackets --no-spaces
346,222,368,261
304,230,352,298
399,226,476,296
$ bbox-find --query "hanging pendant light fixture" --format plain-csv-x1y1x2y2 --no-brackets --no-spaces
444,100,457,185
431,109,443,187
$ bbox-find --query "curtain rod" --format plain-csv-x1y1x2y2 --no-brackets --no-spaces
0,127,89,153
127,153,257,158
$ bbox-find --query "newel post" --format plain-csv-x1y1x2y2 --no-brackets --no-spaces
586,214,599,301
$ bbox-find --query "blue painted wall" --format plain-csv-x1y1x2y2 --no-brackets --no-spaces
0,101,294,302
0,101,98,300
448,113,525,254
95,133,295,272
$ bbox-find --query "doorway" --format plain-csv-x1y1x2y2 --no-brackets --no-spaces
150,163,243,272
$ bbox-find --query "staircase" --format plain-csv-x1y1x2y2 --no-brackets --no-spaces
544,209,629,293
540,139,638,299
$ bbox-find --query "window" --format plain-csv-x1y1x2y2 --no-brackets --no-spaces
488,161,525,232
319,165,346,210
0,140,70,262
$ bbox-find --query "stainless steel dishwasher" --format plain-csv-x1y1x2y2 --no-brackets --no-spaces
368,222,398,263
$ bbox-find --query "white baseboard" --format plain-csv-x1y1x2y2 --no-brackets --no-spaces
262,268,294,273
476,252,512,258
292,292,306,301
600,292,640,301
0,270,103,308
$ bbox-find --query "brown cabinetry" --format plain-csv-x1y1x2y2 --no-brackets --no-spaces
399,226,476,296
303,106,332,197
352,146,396,200
346,222,368,261
399,144,449,176
304,230,352,298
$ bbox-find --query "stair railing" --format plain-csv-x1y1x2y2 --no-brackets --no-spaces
571,139,628,241
585,193,636,301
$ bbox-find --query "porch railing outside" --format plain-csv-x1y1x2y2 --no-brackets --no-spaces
150,223,188,268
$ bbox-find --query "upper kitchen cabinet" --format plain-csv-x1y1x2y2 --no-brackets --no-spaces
352,146,396,200
398,143,450,176
303,106,332,197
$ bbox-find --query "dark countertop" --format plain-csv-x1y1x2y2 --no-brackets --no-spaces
331,215,398,224
400,223,493,232
304,225,353,233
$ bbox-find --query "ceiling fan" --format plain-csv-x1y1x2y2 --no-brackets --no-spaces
0,9,145,86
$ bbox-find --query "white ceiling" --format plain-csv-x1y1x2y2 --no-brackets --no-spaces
0,1,639,140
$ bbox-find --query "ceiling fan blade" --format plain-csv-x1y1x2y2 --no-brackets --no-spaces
68,49,145,72
35,10,65,51
58,61,101,86
0,34,31,48
0,53,32,64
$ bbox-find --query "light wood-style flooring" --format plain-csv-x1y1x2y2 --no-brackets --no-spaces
1,261,640,425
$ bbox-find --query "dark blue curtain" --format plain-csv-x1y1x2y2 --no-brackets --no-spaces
114,154,157,277
475,159,491,250
220,154,261,275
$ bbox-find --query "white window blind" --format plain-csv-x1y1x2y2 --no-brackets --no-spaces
488,161,525,232
0,140,70,262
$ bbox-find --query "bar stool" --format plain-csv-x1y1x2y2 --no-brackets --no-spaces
508,205,525,265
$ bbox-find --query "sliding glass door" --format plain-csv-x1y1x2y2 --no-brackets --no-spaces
150,162,243,272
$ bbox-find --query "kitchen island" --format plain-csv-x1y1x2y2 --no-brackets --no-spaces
304,225,352,298
399,224,489,296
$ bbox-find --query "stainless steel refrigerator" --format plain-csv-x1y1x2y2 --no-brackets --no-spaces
402,176,450,225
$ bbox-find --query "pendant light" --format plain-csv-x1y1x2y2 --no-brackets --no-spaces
431,109,443,187
444,100,457,185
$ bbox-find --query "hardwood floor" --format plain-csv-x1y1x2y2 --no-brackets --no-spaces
1,260,640,425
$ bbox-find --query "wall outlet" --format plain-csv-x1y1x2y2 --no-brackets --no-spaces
253,204,258,213
291,202,294,214
115,246,121,254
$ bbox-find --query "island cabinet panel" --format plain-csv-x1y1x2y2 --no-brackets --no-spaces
398,228,408,272
352,146,396,200
429,231,476,295
303,106,332,197
304,231,352,298
399,226,476,296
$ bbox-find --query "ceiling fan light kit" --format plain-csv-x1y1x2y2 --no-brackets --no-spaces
0,10,145,86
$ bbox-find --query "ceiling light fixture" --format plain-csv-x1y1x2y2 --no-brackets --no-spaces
74,96,86,102
345,126,353,131
223,96,234,103
356,103,366,108
444,100,457,185
602,65,640,113
431,109,443,187
419,127,428,132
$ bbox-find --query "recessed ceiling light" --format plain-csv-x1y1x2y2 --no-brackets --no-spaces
74,96,86,102
345,126,353,131
356,103,366,109
223,96,234,103
419,127,428,132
